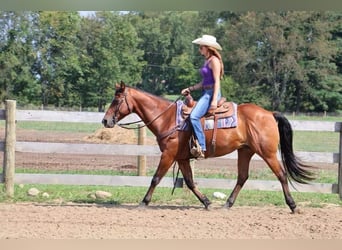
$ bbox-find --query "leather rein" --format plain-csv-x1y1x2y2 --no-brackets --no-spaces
114,90,183,136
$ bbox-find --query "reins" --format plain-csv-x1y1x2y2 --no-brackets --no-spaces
117,94,184,130
171,161,181,195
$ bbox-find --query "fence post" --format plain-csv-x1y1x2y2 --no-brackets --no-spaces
338,122,342,199
137,125,146,176
3,100,16,198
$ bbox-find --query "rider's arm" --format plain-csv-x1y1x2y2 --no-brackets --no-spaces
181,82,203,95
209,57,221,108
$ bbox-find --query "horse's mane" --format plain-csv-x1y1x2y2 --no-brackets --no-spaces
127,85,173,104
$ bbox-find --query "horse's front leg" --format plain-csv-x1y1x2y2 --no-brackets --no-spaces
178,160,211,209
141,152,175,206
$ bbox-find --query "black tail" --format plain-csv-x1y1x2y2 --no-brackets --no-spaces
273,112,315,184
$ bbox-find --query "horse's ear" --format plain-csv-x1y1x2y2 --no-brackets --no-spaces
114,81,125,92
120,80,126,90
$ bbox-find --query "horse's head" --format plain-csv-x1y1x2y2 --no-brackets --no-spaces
102,81,132,128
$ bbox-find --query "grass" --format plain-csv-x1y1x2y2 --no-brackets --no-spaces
286,114,341,122
293,130,339,152
15,168,139,176
15,121,103,133
1,183,341,208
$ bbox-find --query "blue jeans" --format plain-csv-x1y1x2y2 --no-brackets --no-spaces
190,89,221,151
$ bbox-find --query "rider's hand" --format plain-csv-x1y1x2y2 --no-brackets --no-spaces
181,88,190,96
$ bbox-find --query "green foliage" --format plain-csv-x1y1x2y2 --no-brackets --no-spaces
220,75,239,102
35,12,83,108
15,120,102,133
0,11,341,113
0,12,39,104
224,11,342,112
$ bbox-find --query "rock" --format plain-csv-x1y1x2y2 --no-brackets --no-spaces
88,193,96,200
95,190,112,199
53,198,64,205
27,188,40,197
213,191,227,200
42,192,50,198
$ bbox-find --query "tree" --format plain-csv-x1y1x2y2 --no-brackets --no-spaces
0,11,341,112
163,11,199,94
0,11,39,105
302,12,342,112
77,11,145,111
135,12,171,95
224,11,342,112
33,11,82,108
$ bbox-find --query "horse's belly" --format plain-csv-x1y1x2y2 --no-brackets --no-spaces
204,128,242,156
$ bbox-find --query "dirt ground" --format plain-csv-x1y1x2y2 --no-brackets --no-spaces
0,127,341,239
0,202,341,239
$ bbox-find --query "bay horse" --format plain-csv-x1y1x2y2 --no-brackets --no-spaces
102,81,313,213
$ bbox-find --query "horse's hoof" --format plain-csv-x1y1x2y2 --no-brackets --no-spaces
223,202,233,210
291,207,303,214
137,202,148,209
202,197,212,209
204,205,212,211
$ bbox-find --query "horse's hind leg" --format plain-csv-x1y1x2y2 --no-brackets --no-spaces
225,147,254,209
178,160,211,209
141,152,174,206
263,155,297,213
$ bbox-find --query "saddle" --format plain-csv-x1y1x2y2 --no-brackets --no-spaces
181,94,235,119
181,94,236,157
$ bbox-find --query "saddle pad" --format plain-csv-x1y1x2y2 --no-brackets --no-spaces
176,100,238,131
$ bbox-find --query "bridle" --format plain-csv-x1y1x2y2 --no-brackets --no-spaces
111,88,182,130
112,91,132,126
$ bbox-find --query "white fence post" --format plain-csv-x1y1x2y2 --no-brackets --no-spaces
338,122,342,199
3,100,16,197
137,126,147,176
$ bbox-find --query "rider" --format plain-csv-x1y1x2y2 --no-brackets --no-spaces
181,35,224,158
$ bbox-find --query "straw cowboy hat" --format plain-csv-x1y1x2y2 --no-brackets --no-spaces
192,35,222,50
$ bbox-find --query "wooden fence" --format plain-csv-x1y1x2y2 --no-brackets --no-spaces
1,100,342,199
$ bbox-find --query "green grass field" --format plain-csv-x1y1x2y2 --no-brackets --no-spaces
14,120,103,133
1,183,341,208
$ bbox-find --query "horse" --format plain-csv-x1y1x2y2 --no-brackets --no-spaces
102,81,314,213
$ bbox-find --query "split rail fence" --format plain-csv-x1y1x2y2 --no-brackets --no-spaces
1,100,342,199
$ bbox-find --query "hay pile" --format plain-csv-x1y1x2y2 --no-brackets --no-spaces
84,126,137,144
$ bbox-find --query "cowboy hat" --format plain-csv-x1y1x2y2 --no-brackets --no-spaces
192,35,222,50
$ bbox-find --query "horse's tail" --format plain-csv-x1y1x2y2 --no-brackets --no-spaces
273,112,314,184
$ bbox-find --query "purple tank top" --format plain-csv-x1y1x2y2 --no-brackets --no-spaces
200,61,215,87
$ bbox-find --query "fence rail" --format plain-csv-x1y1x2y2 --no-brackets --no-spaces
1,100,342,199
0,141,338,164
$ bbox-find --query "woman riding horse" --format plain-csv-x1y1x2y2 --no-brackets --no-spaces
102,81,313,213
181,35,224,158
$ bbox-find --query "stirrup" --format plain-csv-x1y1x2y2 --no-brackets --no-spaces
190,148,205,158
190,138,204,158
190,146,203,158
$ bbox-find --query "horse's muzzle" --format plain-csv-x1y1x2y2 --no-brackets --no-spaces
102,118,115,128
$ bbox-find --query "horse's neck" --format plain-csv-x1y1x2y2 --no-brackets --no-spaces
129,89,174,135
